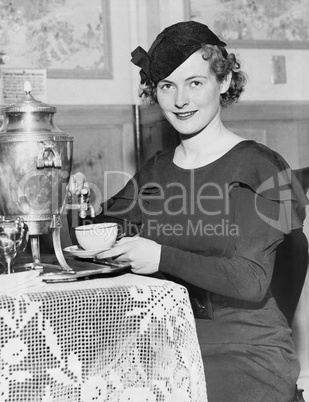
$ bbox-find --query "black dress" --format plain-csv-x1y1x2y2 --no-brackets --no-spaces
94,140,308,402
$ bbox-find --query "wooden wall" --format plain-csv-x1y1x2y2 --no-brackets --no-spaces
222,101,309,170
139,101,309,169
56,105,137,213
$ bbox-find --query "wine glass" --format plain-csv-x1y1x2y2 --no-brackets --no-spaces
0,218,29,274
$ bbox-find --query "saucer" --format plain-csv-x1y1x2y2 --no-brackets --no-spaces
63,245,110,259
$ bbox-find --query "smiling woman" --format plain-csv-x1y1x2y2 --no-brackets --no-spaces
156,50,231,139
69,21,309,402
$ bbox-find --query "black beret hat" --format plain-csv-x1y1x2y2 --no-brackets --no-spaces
131,21,226,84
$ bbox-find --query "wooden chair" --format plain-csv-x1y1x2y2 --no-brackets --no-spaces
294,386,306,401
272,167,309,402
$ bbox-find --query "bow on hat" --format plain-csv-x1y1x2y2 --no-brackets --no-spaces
131,21,226,84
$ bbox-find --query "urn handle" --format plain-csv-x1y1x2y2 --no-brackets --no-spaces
37,141,62,168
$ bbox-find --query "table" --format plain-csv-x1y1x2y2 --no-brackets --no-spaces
0,272,207,401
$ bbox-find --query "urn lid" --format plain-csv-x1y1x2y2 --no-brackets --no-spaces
0,81,70,135
1,81,56,114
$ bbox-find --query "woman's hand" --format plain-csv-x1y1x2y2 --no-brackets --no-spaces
97,237,162,275
68,172,90,197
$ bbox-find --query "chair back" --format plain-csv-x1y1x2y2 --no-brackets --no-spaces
270,167,309,327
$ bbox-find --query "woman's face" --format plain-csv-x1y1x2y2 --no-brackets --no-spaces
156,50,229,136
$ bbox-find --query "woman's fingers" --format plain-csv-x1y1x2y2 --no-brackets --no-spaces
95,238,136,261
67,172,89,197
95,242,127,260
67,175,77,196
116,236,139,244
96,237,161,276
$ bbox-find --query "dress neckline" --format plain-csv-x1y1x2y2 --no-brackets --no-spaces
171,140,255,172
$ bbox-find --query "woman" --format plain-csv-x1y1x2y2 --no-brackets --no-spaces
71,21,308,401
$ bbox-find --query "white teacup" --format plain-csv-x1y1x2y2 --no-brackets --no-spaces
75,223,118,251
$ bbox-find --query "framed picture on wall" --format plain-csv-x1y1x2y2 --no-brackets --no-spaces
187,0,309,49
0,0,112,79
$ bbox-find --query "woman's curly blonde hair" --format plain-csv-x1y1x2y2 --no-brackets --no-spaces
138,44,247,108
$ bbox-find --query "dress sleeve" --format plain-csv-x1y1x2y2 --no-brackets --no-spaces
159,185,291,301
159,147,309,302
93,175,143,235
93,151,165,235
229,144,309,230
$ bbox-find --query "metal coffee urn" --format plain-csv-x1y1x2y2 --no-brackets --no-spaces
0,81,73,271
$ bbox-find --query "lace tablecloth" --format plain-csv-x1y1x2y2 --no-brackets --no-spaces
0,273,207,402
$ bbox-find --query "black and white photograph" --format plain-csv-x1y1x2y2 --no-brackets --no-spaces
0,1,308,401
